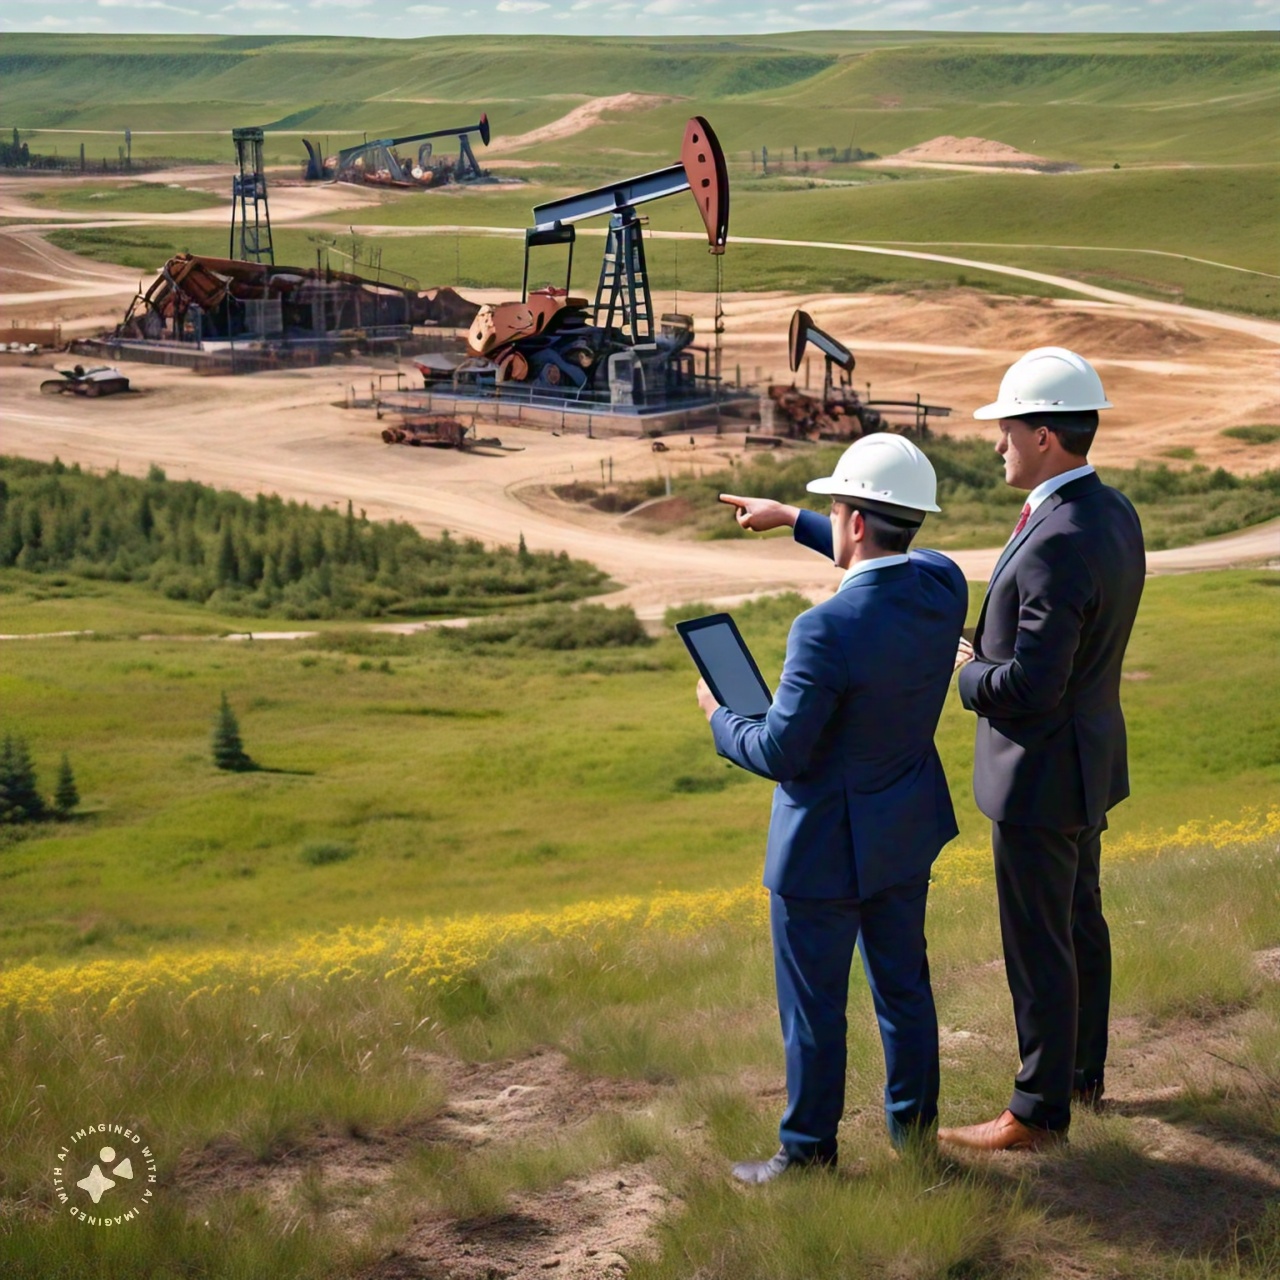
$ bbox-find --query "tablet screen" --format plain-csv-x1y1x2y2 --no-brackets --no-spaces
677,614,772,718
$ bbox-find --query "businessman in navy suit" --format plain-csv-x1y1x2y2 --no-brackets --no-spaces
942,348,1145,1152
701,435,968,1182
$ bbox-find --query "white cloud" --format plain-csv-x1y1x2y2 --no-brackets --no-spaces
406,2,450,9
309,0,372,7
494,0,549,10
98,0,199,10
220,0,295,9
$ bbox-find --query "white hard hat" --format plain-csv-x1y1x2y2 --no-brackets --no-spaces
974,346,1112,420
806,433,940,516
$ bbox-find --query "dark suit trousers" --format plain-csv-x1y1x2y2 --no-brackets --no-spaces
771,875,939,1159
993,819,1110,1130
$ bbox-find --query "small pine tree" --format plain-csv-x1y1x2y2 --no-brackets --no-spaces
0,734,45,824
54,753,79,817
517,532,530,565
212,694,253,772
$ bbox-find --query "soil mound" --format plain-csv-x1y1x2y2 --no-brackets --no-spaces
887,136,1050,165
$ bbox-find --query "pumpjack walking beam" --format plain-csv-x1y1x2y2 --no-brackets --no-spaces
230,126,273,265
524,117,728,345
789,309,855,400
309,115,491,182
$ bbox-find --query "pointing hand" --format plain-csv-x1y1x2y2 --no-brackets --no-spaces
719,494,800,533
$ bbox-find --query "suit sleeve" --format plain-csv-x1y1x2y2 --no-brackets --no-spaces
793,508,832,559
958,536,1094,719
710,609,846,782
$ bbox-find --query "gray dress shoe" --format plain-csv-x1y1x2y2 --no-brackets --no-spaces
731,1147,834,1184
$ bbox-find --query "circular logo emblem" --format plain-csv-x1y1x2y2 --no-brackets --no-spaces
52,1123,157,1226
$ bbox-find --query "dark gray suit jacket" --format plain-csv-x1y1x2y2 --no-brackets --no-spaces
958,471,1145,827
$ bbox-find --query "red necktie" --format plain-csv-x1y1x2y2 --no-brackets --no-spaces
1010,503,1031,540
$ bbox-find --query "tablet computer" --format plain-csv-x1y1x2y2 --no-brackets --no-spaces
675,612,772,718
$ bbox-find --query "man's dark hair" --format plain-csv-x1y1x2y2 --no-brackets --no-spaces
1016,409,1099,458
838,503,920,554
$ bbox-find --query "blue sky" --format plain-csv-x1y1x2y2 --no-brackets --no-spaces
3,0,1276,37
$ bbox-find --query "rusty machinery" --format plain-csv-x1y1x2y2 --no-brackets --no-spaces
456,116,729,410
768,309,952,440
114,253,479,345
304,115,490,188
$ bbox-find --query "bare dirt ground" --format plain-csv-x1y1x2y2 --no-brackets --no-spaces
156,957,1279,1279
174,1048,674,1279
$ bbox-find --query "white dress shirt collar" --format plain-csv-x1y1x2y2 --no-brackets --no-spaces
1026,463,1095,514
838,553,910,592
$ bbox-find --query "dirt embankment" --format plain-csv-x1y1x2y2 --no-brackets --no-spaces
486,94,681,154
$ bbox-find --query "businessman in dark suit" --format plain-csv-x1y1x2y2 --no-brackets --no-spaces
701,434,968,1182
942,347,1145,1152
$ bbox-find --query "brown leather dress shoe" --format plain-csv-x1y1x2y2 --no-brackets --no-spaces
937,1109,1065,1152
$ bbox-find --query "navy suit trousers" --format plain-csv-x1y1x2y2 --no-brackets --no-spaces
771,875,939,1159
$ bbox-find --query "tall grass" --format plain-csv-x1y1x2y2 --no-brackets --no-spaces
0,831,1274,1278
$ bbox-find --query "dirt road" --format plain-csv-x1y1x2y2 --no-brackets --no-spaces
2,353,1275,619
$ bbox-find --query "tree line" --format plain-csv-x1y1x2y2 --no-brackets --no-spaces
0,458,608,619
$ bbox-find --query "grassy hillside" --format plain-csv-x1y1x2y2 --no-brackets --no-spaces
3,32,1276,166
10,32,1277,316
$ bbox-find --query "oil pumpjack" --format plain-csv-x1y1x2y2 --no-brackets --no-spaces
457,116,729,411
303,115,491,188
769,309,952,439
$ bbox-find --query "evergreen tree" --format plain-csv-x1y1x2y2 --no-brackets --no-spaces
0,735,45,824
54,753,79,817
216,526,237,586
517,532,531,565
212,694,253,772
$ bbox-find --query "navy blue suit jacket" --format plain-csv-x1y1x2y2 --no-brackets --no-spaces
958,472,1145,826
711,509,969,900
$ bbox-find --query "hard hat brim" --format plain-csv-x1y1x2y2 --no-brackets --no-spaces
974,396,1113,421
805,476,940,514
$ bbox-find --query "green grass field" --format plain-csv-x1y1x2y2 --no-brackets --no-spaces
3,32,1276,165
19,182,225,214
0,567,1276,968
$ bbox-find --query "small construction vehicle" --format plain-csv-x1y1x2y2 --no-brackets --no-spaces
39,365,131,398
